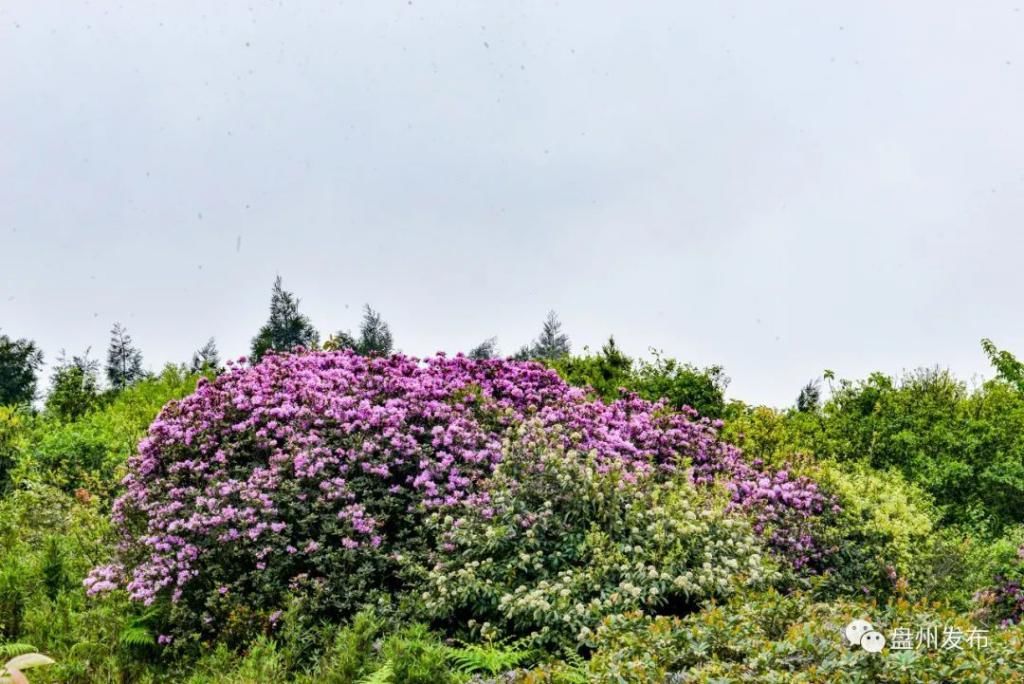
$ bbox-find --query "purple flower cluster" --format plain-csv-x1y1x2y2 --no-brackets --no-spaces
988,546,1024,626
724,463,832,569
89,350,828,612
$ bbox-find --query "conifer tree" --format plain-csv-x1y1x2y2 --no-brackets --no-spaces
190,338,221,373
106,323,145,390
526,311,571,360
356,305,393,356
251,276,320,361
327,306,394,356
468,337,498,360
796,379,821,412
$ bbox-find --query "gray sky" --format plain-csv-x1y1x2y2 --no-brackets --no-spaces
3,1,1024,407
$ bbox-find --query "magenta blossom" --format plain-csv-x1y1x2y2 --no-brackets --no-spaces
88,350,828,623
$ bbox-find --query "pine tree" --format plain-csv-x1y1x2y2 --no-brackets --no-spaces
528,311,571,360
356,305,393,356
511,345,533,361
0,331,43,405
796,379,821,413
324,306,394,356
106,323,145,391
251,276,320,361
190,338,221,373
47,349,101,420
468,337,498,360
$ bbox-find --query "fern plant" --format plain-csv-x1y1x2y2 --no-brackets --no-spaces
357,660,393,684
0,647,33,661
446,638,532,676
119,609,157,650
554,651,589,684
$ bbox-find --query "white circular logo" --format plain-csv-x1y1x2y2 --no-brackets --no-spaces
844,619,874,646
861,630,886,653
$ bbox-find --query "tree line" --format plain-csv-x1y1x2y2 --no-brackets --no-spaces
0,276,583,415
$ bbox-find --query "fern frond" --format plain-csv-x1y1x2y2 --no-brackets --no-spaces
446,639,532,675
68,641,110,658
119,625,155,648
554,651,589,684
357,661,394,684
0,644,35,659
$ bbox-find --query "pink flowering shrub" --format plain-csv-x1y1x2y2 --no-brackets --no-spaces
88,350,828,638
981,545,1024,627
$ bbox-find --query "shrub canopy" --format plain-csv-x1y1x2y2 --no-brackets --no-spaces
91,351,827,637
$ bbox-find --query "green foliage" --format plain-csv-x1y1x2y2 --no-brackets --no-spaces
811,461,936,599
517,311,571,361
44,351,101,423
724,367,1024,535
0,332,43,407
922,526,1024,614
27,365,200,496
356,661,394,684
0,558,30,640
327,306,395,356
982,338,1024,392
547,337,632,402
0,645,35,660
40,537,69,601
549,341,728,418
251,276,320,361
446,638,532,675
105,322,145,391
720,401,824,469
355,306,394,356
5,330,1024,681
796,379,821,412
190,338,221,373
194,637,288,684
631,352,728,419
0,407,25,493
567,590,1024,683
118,609,160,652
314,610,385,683
379,624,452,684
467,337,498,361
419,426,777,651
0,479,138,682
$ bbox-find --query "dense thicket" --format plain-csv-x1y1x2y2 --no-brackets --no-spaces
1,329,1023,682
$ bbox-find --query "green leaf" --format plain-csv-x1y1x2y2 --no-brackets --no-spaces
0,647,34,660
356,661,393,684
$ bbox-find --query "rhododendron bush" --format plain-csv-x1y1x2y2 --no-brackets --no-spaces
87,350,828,637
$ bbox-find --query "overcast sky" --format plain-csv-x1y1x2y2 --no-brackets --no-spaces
3,1,1024,407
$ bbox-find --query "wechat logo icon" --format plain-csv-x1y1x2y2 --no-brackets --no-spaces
845,619,886,653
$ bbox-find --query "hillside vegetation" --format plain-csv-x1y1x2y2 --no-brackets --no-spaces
2,290,1024,682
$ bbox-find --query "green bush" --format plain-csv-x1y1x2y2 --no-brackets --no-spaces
548,341,728,419
821,371,1024,534
565,590,1024,683
0,407,26,493
723,370,1024,537
418,426,778,651
810,461,936,600
379,624,453,684
20,365,200,498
